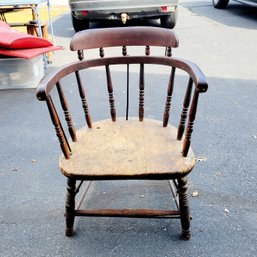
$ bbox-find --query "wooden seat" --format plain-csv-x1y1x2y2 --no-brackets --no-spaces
36,26,208,240
59,118,195,179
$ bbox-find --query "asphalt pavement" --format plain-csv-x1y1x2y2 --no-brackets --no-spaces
0,1,257,256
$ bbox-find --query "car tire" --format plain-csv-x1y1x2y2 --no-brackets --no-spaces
212,0,230,9
71,13,90,32
160,7,178,29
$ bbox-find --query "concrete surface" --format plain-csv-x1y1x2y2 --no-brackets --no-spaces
0,1,257,256
49,0,69,6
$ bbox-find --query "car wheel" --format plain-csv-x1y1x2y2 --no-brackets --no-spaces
212,0,230,9
71,13,90,32
160,7,178,29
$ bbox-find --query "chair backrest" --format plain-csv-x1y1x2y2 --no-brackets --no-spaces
70,26,179,60
37,27,208,160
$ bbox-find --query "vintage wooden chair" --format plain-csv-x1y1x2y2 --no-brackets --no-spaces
36,26,208,240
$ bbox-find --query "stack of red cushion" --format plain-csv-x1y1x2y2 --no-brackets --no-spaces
0,20,61,59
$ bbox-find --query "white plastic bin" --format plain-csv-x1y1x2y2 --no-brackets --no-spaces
0,55,44,89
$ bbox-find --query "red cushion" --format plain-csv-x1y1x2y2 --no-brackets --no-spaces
0,45,62,59
0,26,53,49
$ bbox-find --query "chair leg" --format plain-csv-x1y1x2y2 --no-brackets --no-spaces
178,176,191,240
65,178,76,237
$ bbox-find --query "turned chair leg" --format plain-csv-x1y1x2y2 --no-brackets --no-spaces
65,178,76,236
178,176,191,240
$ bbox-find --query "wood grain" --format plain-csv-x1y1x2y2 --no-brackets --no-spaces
59,118,195,178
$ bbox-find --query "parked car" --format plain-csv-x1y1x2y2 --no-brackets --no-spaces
69,0,179,32
213,0,257,9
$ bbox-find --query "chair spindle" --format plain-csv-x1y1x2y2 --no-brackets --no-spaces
165,47,172,57
177,78,193,141
122,46,129,120
105,65,116,121
126,64,130,121
163,67,176,127
75,71,93,128
145,46,150,56
78,50,84,60
182,88,199,157
99,47,105,58
122,46,127,56
56,82,77,142
46,96,71,159
139,63,145,121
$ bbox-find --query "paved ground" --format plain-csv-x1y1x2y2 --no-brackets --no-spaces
49,0,69,5
0,1,257,256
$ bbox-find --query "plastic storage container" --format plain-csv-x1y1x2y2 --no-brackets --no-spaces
0,55,44,89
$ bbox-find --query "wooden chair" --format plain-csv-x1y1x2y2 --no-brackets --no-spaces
36,26,208,240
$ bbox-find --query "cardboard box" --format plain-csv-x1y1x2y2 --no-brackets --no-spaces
0,55,44,89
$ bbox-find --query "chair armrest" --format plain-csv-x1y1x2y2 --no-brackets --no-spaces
36,56,208,101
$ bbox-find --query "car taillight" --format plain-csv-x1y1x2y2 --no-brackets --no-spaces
160,6,175,12
161,6,168,12
81,11,88,16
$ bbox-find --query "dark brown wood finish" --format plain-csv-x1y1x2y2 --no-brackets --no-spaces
105,65,116,121
126,63,130,120
145,46,150,56
166,46,172,57
75,71,92,128
122,46,129,119
139,63,145,122
178,177,190,239
36,27,208,240
75,209,180,218
163,67,176,127
56,82,77,142
46,96,71,159
182,88,200,157
122,46,127,56
65,178,76,236
99,47,105,58
70,27,179,51
37,56,207,100
177,77,193,140
77,49,84,61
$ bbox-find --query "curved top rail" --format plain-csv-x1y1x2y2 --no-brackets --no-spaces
70,27,179,51
36,56,208,101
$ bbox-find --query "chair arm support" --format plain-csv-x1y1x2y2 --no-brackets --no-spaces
36,56,208,101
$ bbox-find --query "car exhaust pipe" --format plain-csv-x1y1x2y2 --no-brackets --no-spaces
121,13,129,24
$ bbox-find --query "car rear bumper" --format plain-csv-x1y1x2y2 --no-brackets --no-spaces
69,0,179,11
72,7,177,21
69,0,178,20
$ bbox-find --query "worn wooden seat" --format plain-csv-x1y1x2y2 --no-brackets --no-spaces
59,118,195,179
36,26,208,240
